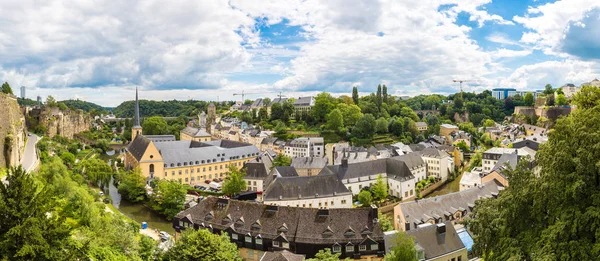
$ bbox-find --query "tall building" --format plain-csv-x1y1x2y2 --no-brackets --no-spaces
491,88,516,99
36,95,42,103
207,102,216,125
20,86,25,99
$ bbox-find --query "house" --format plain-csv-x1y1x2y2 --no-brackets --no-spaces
229,130,240,142
284,137,324,158
319,153,426,200
180,126,212,142
173,197,385,259
393,180,503,231
418,148,451,182
259,250,305,261
416,122,428,132
439,124,459,141
244,153,274,200
292,97,315,118
263,174,353,209
385,222,468,261
482,147,533,173
261,138,279,152
290,157,328,176
449,131,472,148
459,167,484,191
522,124,548,137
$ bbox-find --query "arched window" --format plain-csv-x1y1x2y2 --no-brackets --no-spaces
149,164,155,173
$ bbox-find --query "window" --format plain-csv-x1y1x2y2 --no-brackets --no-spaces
209,167,212,171
185,170,188,174
346,245,354,252
178,170,182,175
332,245,341,253
171,171,175,176
231,233,238,240
191,169,194,174
248,181,252,185
458,257,462,261
410,190,413,196
245,236,252,243
359,245,367,251
256,238,262,245
371,243,378,250
272,241,279,247
282,242,289,248
253,181,256,186
185,178,188,182
341,200,346,205
405,191,408,198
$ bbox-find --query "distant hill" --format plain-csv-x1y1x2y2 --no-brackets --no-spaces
60,99,107,112
112,99,231,118
17,97,42,107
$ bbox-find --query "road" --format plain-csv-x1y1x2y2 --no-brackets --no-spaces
21,133,40,173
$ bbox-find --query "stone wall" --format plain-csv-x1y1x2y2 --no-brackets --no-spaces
38,107,92,139
0,93,26,167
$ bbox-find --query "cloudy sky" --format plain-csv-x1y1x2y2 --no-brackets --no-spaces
1,0,599,107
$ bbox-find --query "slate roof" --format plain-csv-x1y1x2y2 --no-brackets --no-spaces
181,126,211,137
175,197,383,245
293,96,315,107
273,166,300,177
406,222,465,260
127,135,151,161
491,153,518,173
291,157,328,169
245,154,273,180
264,174,351,201
262,138,278,145
145,135,176,142
260,250,305,261
512,139,541,151
418,148,447,159
398,180,503,226
269,98,288,106
154,140,259,168
320,154,424,182
251,98,265,107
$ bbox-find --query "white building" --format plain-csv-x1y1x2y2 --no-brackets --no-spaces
482,147,534,172
263,173,353,209
419,148,451,182
284,137,324,158
319,153,426,200
459,167,483,191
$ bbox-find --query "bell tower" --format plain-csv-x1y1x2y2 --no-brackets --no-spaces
132,87,143,141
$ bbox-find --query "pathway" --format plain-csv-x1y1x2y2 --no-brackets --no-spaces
21,133,40,173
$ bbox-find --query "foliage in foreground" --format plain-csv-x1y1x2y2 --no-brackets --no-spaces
161,229,241,261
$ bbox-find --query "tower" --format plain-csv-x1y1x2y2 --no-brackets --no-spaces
132,87,143,141
207,102,216,125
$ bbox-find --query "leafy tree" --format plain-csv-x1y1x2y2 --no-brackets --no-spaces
483,119,495,127
258,107,268,121
572,85,600,109
307,248,346,261
372,174,388,201
337,103,363,127
378,212,394,232
94,138,110,153
60,151,76,168
222,164,247,196
150,179,186,219
546,94,555,106
400,107,419,122
80,158,113,190
376,84,383,108
162,229,242,261
118,167,147,203
456,140,470,153
375,117,389,134
312,92,334,122
543,83,554,94
352,114,376,140
390,118,405,137
352,86,359,105
142,116,169,135
325,109,344,133
270,102,283,121
383,84,389,104
523,92,534,106
556,93,567,106
139,236,157,261
385,231,417,261
0,166,72,260
281,100,295,122
468,150,482,171
46,95,57,107
272,154,291,169
358,190,372,206
1,82,13,94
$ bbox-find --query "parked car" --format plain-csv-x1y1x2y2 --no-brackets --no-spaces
198,186,207,191
205,180,211,184
212,178,219,182
187,190,199,196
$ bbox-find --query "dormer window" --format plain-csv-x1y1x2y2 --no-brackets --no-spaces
332,243,341,253
222,214,232,224
231,233,238,240
322,226,334,238
195,161,199,164
170,163,174,167
344,227,356,237
205,211,214,221
245,233,252,243
278,223,288,233
235,217,245,227
346,243,354,252
251,220,262,231
256,235,263,245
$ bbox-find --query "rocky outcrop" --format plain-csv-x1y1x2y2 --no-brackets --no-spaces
0,93,26,167
37,107,92,139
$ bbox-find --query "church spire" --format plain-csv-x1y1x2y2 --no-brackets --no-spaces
134,87,141,127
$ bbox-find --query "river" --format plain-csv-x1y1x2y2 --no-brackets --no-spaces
107,178,175,233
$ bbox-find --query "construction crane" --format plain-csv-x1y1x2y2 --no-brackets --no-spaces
453,79,470,98
232,90,261,103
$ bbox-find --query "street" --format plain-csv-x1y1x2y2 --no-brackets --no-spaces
21,133,40,173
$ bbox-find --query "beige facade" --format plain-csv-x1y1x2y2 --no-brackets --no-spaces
161,157,253,185
179,131,211,142
295,167,322,176
481,170,509,187
124,141,165,180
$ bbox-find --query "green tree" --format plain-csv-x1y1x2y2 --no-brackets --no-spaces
378,212,394,232
546,94,555,106
270,102,283,121
139,236,157,261
312,92,334,122
483,119,495,127
390,118,405,137
468,150,482,171
372,174,388,201
95,138,110,153
352,114,376,139
222,164,247,196
456,140,470,152
352,86,359,105
272,154,291,169
0,166,72,260
337,103,363,127
80,158,113,190
46,95,57,107
375,117,389,134
358,190,372,207
1,82,13,94
118,167,147,203
523,92,534,106
325,109,344,133
385,231,417,261
150,180,186,219
556,93,567,106
307,248,346,261
142,116,169,135
543,83,554,94
258,107,268,121
162,229,242,261
382,84,388,104
572,85,600,109
376,84,383,108
60,151,76,168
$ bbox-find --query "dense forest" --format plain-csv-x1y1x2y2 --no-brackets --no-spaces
60,99,107,113
112,99,232,118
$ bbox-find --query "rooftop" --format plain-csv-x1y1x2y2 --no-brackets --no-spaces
406,222,465,260
181,126,211,137
291,157,328,169
154,139,260,168
263,174,351,201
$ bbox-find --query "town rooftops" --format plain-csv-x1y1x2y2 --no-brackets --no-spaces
174,197,383,245
145,135,177,142
320,153,424,182
181,126,211,137
484,147,532,157
293,96,315,107
251,98,264,107
397,180,503,226
272,166,300,178
154,139,260,168
269,98,288,106
263,174,351,201
440,124,458,129
291,157,328,169
418,148,447,159
260,250,305,261
127,135,152,161
406,222,466,260
245,155,273,180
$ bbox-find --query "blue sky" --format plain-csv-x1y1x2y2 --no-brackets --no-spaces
0,0,599,106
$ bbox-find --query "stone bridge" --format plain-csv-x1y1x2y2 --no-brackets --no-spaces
414,110,440,116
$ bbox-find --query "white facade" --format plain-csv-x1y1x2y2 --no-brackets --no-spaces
422,154,450,182
283,138,324,158
341,164,426,201
460,167,483,191
264,194,352,209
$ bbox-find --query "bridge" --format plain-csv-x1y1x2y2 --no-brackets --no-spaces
102,116,178,123
414,110,440,116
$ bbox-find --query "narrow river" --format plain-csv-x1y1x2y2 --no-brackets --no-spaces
107,178,175,233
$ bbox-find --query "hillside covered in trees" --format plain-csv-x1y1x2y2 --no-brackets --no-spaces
112,99,231,118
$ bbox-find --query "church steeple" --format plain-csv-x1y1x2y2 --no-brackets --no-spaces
131,87,143,141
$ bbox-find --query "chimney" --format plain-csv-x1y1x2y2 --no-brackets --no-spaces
436,223,446,234
342,149,349,168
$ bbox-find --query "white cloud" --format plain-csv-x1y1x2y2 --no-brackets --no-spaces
489,48,532,59
500,59,600,90
486,33,520,46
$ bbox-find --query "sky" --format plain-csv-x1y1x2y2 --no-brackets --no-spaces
1,0,599,107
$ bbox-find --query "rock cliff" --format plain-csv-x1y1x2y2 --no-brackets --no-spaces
37,107,92,139
0,93,26,167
